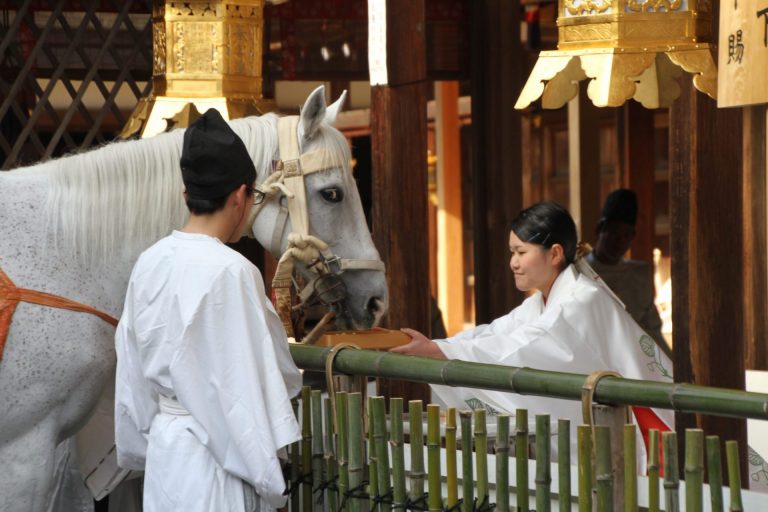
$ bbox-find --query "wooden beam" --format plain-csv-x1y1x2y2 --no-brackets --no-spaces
623,102,656,265
669,75,747,480
470,0,523,324
567,85,601,245
435,81,465,336
743,105,768,371
369,0,430,403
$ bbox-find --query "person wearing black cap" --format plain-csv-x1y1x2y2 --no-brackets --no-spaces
114,109,302,512
586,189,670,357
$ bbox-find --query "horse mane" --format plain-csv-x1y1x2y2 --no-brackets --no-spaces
46,113,281,266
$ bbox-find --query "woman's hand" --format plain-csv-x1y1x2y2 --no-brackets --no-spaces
389,328,447,359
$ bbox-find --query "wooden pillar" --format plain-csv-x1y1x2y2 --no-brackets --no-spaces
744,105,768,371
369,0,430,402
435,81,465,336
623,102,656,265
669,76,747,478
567,85,601,245
470,0,523,324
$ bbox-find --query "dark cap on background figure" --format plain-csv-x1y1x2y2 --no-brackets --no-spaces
598,188,638,229
180,109,256,200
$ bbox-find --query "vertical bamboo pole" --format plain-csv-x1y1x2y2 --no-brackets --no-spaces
312,390,324,512
705,436,724,512
595,426,613,512
624,424,637,512
662,431,680,512
685,429,704,512
302,387,313,512
725,441,743,512
409,400,427,504
367,399,379,512
648,429,660,512
292,399,301,512
460,410,474,512
348,392,366,512
536,414,552,512
475,409,489,508
336,393,350,511
446,408,459,509
428,404,443,512
390,398,407,511
324,397,338,512
373,397,391,510
516,409,530,512
496,415,510,512
559,419,571,512
577,425,593,512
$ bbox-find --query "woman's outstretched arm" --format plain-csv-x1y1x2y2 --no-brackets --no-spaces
389,328,448,360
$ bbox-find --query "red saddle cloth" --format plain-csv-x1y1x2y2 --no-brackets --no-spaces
0,267,118,361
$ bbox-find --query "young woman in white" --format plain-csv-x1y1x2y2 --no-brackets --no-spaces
392,201,673,466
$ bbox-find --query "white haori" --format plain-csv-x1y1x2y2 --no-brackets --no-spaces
433,263,674,471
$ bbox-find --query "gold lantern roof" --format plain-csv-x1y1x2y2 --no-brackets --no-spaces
515,0,718,110
122,0,274,139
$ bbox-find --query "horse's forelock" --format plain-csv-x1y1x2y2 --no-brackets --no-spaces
307,122,354,182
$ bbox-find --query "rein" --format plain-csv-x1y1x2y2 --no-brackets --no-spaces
0,267,118,361
247,116,385,339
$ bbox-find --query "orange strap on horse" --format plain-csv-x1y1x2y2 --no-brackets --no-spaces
0,267,118,361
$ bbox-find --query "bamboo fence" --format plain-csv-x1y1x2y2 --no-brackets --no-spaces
285,387,753,512
280,346,768,511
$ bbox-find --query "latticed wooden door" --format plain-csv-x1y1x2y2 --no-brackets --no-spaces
0,0,152,169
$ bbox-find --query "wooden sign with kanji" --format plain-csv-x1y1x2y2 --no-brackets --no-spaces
718,0,768,107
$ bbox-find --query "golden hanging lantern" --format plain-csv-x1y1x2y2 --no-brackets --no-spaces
515,0,718,110
121,0,274,139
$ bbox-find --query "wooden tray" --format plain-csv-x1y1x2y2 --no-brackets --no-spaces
313,329,412,350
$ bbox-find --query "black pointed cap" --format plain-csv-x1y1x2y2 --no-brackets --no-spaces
180,109,256,200
599,188,638,227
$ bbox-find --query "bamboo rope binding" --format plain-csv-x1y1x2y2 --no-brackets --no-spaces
581,370,632,462
325,343,368,436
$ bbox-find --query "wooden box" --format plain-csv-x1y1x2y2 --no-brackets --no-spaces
314,329,412,350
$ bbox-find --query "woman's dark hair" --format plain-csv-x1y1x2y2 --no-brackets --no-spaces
510,201,578,265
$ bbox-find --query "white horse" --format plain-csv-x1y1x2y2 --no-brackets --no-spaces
0,86,387,512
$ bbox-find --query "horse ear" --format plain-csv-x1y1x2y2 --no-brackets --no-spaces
324,90,347,126
299,85,327,140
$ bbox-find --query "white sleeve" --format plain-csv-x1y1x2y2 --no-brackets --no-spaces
168,265,301,509
114,284,158,471
438,305,527,345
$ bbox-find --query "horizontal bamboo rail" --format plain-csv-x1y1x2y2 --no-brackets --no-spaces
290,345,768,419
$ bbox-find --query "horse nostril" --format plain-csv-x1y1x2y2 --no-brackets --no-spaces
367,297,383,314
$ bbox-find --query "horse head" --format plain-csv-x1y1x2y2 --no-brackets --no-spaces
249,86,388,330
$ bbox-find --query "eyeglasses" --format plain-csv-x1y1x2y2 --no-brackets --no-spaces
246,186,266,206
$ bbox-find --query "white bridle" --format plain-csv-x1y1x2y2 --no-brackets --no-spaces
246,116,385,338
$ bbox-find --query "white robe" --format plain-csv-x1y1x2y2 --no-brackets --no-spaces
115,231,302,512
585,252,667,355
434,264,674,467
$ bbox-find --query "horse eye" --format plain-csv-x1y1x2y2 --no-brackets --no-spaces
320,187,344,203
